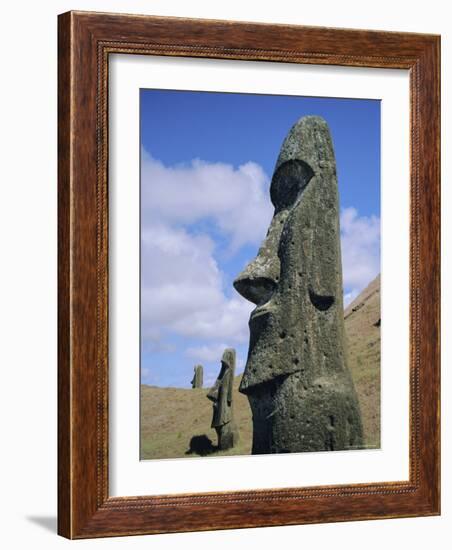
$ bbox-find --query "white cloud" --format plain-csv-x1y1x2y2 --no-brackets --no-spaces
185,343,230,363
141,223,254,345
141,150,273,252
140,149,380,353
140,150,270,348
340,207,380,300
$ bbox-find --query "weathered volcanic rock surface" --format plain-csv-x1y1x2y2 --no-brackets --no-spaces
140,276,380,459
234,116,363,454
191,365,203,388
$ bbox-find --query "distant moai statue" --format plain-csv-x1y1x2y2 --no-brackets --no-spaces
191,365,203,389
207,348,239,450
233,116,363,454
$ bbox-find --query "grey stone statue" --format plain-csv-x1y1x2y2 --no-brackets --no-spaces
233,116,363,454
190,364,203,388
207,349,239,450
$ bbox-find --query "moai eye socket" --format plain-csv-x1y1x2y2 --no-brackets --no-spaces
308,288,335,311
270,159,314,213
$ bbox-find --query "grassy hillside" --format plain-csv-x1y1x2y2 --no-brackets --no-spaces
344,275,381,449
141,275,380,459
141,377,252,459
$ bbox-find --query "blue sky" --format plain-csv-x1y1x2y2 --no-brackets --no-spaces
140,89,381,388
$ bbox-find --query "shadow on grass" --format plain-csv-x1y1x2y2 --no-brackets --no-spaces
185,435,218,456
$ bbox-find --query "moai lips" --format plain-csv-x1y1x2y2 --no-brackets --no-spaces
233,116,363,454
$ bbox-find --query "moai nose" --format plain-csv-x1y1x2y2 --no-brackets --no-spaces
233,273,277,305
233,213,283,305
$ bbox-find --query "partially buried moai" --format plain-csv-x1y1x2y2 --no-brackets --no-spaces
233,116,363,454
190,364,203,389
207,349,239,450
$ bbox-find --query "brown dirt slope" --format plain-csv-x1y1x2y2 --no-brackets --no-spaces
345,274,381,449
141,275,381,459
140,377,252,459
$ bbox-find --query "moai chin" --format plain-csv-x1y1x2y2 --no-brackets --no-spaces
190,364,203,389
207,349,239,450
233,116,363,454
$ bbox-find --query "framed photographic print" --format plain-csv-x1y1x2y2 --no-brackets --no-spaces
58,11,440,538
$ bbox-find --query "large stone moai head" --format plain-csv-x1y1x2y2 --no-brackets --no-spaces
206,348,239,450
191,365,204,388
233,116,363,454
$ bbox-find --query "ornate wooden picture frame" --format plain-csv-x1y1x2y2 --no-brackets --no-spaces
58,11,440,539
